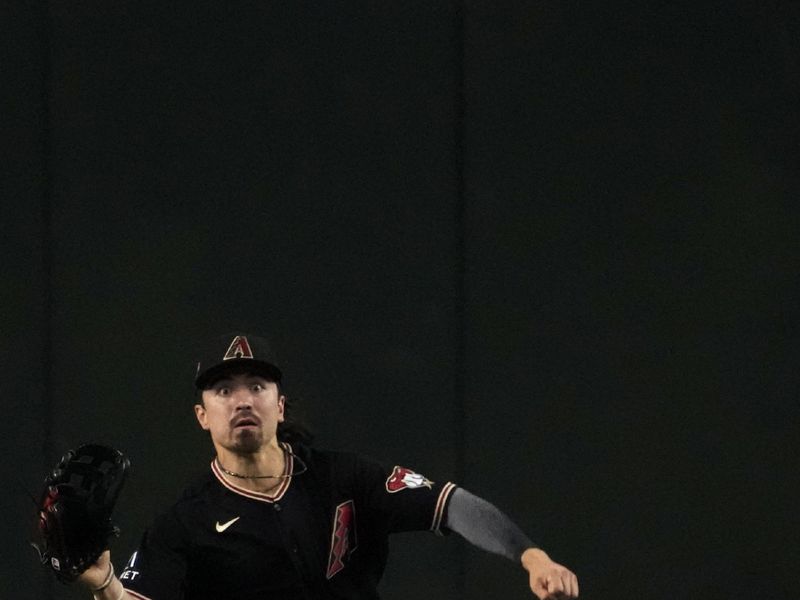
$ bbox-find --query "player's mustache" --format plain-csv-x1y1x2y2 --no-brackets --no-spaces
231,412,261,427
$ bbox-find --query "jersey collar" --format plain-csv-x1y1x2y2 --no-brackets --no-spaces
210,442,294,503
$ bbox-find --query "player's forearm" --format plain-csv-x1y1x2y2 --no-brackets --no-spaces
445,487,537,562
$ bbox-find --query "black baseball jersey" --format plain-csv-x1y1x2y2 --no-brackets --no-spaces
120,443,456,600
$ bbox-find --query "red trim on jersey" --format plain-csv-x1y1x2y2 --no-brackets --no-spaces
123,589,154,600
211,443,294,503
430,482,456,534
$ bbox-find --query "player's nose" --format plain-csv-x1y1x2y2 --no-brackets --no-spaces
231,386,254,407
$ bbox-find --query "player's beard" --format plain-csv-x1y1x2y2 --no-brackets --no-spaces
230,428,264,454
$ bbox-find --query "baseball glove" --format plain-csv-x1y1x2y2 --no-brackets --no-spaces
33,444,130,583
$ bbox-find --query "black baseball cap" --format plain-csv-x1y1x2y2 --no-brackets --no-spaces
194,333,283,389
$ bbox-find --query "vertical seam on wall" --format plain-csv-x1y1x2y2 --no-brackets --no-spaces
454,0,466,485
37,0,54,597
453,0,466,598
39,0,54,534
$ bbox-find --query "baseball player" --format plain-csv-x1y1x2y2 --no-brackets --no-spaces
77,333,578,600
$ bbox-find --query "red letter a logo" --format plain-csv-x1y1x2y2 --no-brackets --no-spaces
223,336,254,360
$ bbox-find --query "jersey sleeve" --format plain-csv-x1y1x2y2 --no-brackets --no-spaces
354,455,457,535
119,508,189,600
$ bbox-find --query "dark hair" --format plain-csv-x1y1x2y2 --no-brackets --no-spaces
276,390,314,445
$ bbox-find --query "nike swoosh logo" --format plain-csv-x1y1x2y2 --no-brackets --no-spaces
215,516,240,532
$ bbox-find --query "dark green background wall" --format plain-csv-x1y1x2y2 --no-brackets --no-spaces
3,2,797,599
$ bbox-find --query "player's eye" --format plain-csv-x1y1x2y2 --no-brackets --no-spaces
217,386,231,396
250,383,263,392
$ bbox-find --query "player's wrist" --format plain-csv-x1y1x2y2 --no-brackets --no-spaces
90,562,115,592
91,576,126,600
520,547,549,571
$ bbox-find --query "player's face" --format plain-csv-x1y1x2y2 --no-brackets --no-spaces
194,372,285,454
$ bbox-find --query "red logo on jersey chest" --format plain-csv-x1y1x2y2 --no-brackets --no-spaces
326,500,357,579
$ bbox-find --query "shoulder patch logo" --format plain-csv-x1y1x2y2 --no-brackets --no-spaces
224,336,253,360
385,466,434,493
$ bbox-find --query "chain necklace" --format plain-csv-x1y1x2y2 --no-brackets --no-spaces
215,446,307,479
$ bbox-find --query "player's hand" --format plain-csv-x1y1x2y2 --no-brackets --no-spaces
521,548,579,598
77,549,112,590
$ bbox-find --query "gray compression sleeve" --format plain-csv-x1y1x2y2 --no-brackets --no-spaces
445,487,536,562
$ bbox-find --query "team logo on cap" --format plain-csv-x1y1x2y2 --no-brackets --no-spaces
223,335,254,360
385,466,433,493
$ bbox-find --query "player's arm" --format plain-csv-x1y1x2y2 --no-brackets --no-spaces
77,550,136,600
446,488,579,599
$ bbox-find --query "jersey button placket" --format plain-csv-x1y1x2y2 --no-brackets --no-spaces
270,501,312,600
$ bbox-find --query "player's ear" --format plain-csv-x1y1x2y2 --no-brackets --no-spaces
277,394,286,423
194,402,210,430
